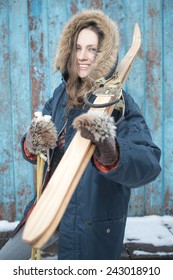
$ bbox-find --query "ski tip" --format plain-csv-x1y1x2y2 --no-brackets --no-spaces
132,23,142,48
134,23,141,40
134,23,140,33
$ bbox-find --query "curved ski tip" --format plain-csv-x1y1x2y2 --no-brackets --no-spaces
134,23,141,37
133,23,141,47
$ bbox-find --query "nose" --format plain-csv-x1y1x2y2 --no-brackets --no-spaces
77,49,88,60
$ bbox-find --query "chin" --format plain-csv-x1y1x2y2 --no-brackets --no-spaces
78,71,88,78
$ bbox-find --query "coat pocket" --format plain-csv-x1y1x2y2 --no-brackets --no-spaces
81,216,126,260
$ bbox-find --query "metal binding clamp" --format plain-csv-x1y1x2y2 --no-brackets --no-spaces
84,72,123,108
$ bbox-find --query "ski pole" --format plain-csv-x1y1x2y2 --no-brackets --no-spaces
31,154,45,260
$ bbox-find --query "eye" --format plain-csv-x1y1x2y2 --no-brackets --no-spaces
76,46,81,52
89,48,97,54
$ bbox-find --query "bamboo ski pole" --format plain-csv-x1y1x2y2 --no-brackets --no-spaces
31,155,44,259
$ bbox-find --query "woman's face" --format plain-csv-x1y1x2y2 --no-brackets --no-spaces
76,28,99,78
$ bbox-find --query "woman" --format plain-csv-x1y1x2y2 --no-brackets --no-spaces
0,9,161,260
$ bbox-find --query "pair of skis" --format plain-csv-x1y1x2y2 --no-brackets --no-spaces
22,24,141,249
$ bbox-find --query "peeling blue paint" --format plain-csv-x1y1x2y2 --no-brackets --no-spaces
0,0,172,220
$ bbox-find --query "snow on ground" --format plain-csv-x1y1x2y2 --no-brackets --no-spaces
124,215,173,246
133,250,173,256
0,220,19,232
123,215,173,257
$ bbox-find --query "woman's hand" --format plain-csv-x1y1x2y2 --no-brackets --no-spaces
26,112,57,159
73,111,118,165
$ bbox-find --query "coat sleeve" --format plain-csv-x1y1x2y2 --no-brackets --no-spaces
101,92,161,188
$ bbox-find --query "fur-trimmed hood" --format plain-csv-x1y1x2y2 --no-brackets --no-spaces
54,9,119,80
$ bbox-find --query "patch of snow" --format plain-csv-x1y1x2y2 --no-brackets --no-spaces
124,215,173,246
0,220,19,232
133,250,173,256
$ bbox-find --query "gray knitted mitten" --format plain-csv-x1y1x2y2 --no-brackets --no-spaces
26,112,57,159
73,111,117,165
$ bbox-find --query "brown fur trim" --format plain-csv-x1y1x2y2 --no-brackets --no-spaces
54,9,119,81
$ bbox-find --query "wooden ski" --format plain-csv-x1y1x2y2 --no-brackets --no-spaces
22,23,141,248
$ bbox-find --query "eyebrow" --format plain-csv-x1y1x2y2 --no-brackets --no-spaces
76,44,97,47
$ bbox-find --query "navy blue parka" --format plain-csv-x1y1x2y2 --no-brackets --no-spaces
21,81,161,259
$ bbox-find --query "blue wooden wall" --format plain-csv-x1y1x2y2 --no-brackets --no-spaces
0,0,172,221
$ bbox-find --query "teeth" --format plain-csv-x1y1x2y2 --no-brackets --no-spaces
79,65,89,69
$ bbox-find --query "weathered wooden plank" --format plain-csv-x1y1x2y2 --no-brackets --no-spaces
8,0,34,220
0,0,15,221
125,0,145,108
144,0,163,215
47,0,68,93
28,0,50,112
69,0,88,13
162,0,173,215
125,243,173,260
123,0,146,216
103,0,126,62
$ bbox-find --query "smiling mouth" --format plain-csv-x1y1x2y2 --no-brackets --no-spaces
78,64,89,70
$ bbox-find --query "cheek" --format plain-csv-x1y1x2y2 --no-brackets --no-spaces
90,56,96,64
90,57,96,63
90,52,97,63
